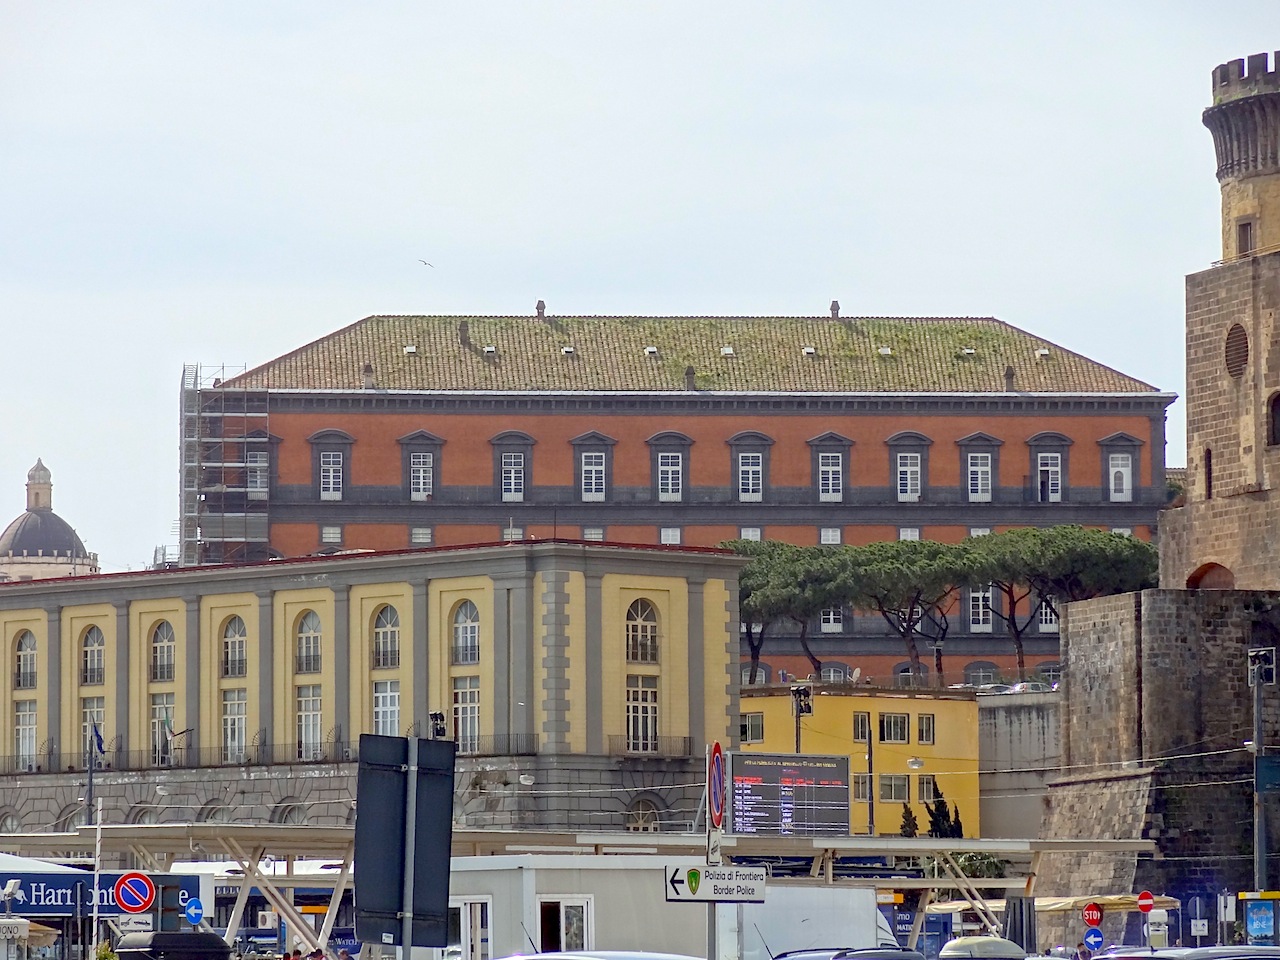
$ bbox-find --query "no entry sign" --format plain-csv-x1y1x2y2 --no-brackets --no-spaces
1137,891,1155,913
114,872,156,914
707,741,726,830
1082,902,1103,926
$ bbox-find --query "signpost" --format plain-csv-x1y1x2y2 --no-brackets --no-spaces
1082,902,1103,927
113,873,156,915
184,898,204,926
1137,891,1155,914
707,741,725,867
1083,928,1104,952
665,865,766,903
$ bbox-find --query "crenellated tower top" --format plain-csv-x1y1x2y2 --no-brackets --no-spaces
1203,51,1280,260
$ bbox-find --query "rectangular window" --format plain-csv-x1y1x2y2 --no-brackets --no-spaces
151,632,175,683
741,712,764,743
581,527,605,542
15,700,36,769
501,452,525,503
740,527,762,542
1239,220,1256,256
1038,597,1059,634
222,689,247,763
411,452,434,501
502,526,524,541
1109,453,1133,502
852,773,871,802
296,684,323,760
659,527,681,545
898,527,920,541
150,693,175,766
657,453,683,502
853,711,870,743
321,525,342,545
918,774,938,804
896,453,921,502
969,586,994,633
880,712,909,743
918,713,935,745
1111,526,1133,536
81,696,104,764
820,527,841,545
411,526,433,545
818,452,843,502
738,453,764,502
626,675,659,753
967,452,992,503
1037,453,1062,503
969,527,991,537
820,607,843,634
581,452,606,502
879,774,909,803
320,451,343,501
373,680,400,737
246,450,270,500
453,676,481,754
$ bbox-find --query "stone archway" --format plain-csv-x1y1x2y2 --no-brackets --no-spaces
1186,562,1235,590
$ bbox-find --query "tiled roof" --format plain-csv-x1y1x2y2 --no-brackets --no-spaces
227,315,1161,394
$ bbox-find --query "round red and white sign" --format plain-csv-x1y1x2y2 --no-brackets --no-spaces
114,872,156,914
1137,891,1155,914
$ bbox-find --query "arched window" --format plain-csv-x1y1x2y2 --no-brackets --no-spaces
1271,394,1280,447
0,812,21,833
626,797,663,833
14,631,36,689
964,661,999,686
893,662,927,689
373,605,400,669
81,626,105,685
297,611,322,674
820,664,848,683
740,663,769,685
1036,662,1062,686
221,616,247,678
150,621,176,682
451,601,480,665
626,599,659,663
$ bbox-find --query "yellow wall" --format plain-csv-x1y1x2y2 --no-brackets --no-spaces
351,582,414,736
431,576,493,735
272,588,335,744
62,603,118,755
1,609,46,755
200,593,259,751
738,689,980,837
702,578,737,746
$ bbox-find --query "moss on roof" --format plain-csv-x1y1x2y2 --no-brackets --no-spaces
226,315,1160,394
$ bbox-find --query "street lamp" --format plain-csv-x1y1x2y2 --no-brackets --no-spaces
907,756,924,770
429,711,447,740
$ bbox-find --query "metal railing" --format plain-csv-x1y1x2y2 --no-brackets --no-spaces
607,735,694,758
451,643,480,665
295,654,322,674
453,734,538,756
222,658,247,678
80,666,104,685
372,649,400,669
150,662,175,683
13,671,36,690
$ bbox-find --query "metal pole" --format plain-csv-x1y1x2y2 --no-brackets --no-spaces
401,736,419,958
1256,666,1267,891
868,732,876,836
91,797,103,959
794,698,801,754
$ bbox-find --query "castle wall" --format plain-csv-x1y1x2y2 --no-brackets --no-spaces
978,693,1059,839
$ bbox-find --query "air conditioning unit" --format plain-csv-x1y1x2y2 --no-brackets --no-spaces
258,911,278,930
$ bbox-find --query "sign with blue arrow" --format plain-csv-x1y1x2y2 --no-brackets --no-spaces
1083,927,1104,951
184,897,204,926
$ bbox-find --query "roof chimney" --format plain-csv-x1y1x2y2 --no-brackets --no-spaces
684,365,697,390
1003,365,1015,391
458,320,470,347
830,300,840,319
536,300,546,320
362,363,376,389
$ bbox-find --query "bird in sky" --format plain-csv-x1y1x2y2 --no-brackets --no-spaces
419,260,434,267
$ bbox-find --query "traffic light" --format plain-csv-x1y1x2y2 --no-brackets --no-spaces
791,685,813,717
1249,647,1276,686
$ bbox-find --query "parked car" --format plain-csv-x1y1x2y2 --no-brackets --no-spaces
1008,681,1052,693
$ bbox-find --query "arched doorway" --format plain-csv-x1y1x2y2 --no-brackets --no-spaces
1187,563,1235,590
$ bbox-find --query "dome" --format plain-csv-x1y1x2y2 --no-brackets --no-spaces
26,458,51,484
0,509,90,558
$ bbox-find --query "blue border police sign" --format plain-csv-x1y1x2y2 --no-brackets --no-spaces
114,872,156,914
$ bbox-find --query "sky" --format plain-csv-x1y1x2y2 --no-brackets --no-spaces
0,3,1273,572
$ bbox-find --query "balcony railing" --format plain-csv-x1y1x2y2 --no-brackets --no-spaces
295,654,322,674
372,649,400,670
80,666,104,685
0,734,541,775
13,671,36,690
221,658,247,678
150,662,175,683
451,643,480,666
607,735,694,758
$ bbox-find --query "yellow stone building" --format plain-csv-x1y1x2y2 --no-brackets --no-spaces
737,685,979,836
0,540,744,833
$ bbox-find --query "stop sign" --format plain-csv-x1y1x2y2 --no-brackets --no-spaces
1082,902,1103,926
1137,891,1155,913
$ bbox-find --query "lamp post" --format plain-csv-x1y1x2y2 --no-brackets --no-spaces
1249,647,1275,891
866,732,875,836
791,685,812,753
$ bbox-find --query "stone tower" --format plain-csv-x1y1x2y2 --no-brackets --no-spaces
1160,51,1280,590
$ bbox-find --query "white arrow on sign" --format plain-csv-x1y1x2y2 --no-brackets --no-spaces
665,865,766,903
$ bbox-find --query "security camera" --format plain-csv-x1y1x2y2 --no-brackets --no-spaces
3,879,20,898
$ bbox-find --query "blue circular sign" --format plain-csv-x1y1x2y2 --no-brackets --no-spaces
1083,927,1104,951
185,898,204,925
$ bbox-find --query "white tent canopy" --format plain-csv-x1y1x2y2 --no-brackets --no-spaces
0,852,82,874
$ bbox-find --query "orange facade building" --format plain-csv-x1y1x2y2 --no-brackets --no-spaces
180,308,1173,684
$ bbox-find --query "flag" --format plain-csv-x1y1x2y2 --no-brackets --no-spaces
163,706,176,740
91,721,105,756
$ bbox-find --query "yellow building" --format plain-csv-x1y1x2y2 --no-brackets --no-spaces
0,540,744,834
737,684,979,836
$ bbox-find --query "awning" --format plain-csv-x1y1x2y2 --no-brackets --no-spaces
28,922,60,948
927,894,1181,915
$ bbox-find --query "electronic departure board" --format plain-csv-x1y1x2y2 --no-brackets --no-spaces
728,753,851,836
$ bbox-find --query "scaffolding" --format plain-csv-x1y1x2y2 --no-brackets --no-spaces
179,364,273,566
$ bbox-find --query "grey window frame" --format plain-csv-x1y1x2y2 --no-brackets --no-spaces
809,432,853,504
728,432,775,504
571,432,617,504
1027,432,1072,503
647,432,693,503
491,431,535,504
887,432,932,503
957,432,1003,504
308,429,355,503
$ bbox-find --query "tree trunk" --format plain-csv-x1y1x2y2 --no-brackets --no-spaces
933,644,945,688
796,620,823,677
746,625,767,684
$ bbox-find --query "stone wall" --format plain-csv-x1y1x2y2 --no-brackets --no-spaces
978,693,1060,839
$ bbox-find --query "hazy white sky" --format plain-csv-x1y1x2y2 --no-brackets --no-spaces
1,3,1272,571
